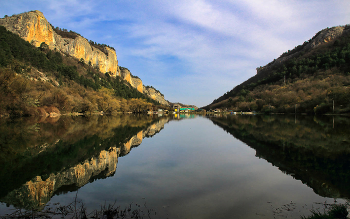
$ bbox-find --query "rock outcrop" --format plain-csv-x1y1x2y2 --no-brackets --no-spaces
0,10,120,77
306,26,345,49
120,67,143,93
0,10,170,105
119,67,169,105
143,85,170,106
257,25,350,74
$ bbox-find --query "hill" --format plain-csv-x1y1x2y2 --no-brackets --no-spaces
0,10,170,117
204,25,350,114
0,24,170,116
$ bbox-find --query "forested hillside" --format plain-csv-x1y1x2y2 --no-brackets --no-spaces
0,26,163,116
205,25,350,114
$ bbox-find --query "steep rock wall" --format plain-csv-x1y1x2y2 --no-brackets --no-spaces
0,10,170,105
120,68,143,93
55,36,120,76
143,86,169,106
0,10,119,76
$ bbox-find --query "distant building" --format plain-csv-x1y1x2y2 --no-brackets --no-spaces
173,104,181,112
173,104,198,113
180,108,196,113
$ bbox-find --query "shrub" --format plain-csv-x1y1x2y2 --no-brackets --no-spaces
301,204,348,219
314,103,332,114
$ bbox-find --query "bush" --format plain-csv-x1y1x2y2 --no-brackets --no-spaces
314,103,332,114
301,204,348,219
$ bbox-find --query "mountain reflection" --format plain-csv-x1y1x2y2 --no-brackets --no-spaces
208,114,350,199
0,115,170,210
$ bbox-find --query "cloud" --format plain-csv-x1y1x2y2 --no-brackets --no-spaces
1,0,350,106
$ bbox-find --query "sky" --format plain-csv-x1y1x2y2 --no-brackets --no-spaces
1,1,350,107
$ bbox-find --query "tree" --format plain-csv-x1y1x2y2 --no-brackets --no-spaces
39,42,49,51
79,58,85,65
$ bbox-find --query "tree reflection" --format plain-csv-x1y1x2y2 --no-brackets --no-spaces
209,115,350,199
0,115,170,210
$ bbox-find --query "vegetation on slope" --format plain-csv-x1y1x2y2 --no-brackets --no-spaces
0,25,162,116
205,26,350,114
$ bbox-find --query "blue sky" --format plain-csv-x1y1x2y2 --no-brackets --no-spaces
1,0,350,107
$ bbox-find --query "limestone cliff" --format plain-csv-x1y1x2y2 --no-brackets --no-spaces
119,67,169,105
0,10,171,105
0,10,120,77
0,11,173,105
143,85,170,106
120,67,143,93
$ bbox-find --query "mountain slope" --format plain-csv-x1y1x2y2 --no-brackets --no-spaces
0,10,169,106
0,24,168,116
204,25,350,114
0,10,120,77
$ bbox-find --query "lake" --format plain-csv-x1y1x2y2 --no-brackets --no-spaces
0,114,349,218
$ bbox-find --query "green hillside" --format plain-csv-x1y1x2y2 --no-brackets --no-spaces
204,25,350,114
0,25,162,116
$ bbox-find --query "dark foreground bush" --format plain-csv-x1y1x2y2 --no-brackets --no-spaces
301,203,348,219
0,196,156,219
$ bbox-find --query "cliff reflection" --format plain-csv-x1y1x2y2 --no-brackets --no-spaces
0,115,170,210
209,115,350,199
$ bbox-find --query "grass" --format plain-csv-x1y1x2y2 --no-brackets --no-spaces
301,203,349,219
1,196,348,219
1,203,156,219
0,193,156,219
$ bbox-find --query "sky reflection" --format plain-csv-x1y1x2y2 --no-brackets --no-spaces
46,116,343,219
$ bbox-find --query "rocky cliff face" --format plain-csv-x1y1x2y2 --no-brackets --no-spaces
120,68,143,93
306,26,345,49
143,86,169,106
0,10,120,77
0,10,170,105
118,67,169,105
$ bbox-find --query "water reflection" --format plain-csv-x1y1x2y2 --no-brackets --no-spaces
1,114,349,219
208,114,350,199
0,115,170,210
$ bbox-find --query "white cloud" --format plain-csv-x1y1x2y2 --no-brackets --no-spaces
2,0,350,106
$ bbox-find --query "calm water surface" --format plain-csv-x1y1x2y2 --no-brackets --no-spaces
0,114,349,218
